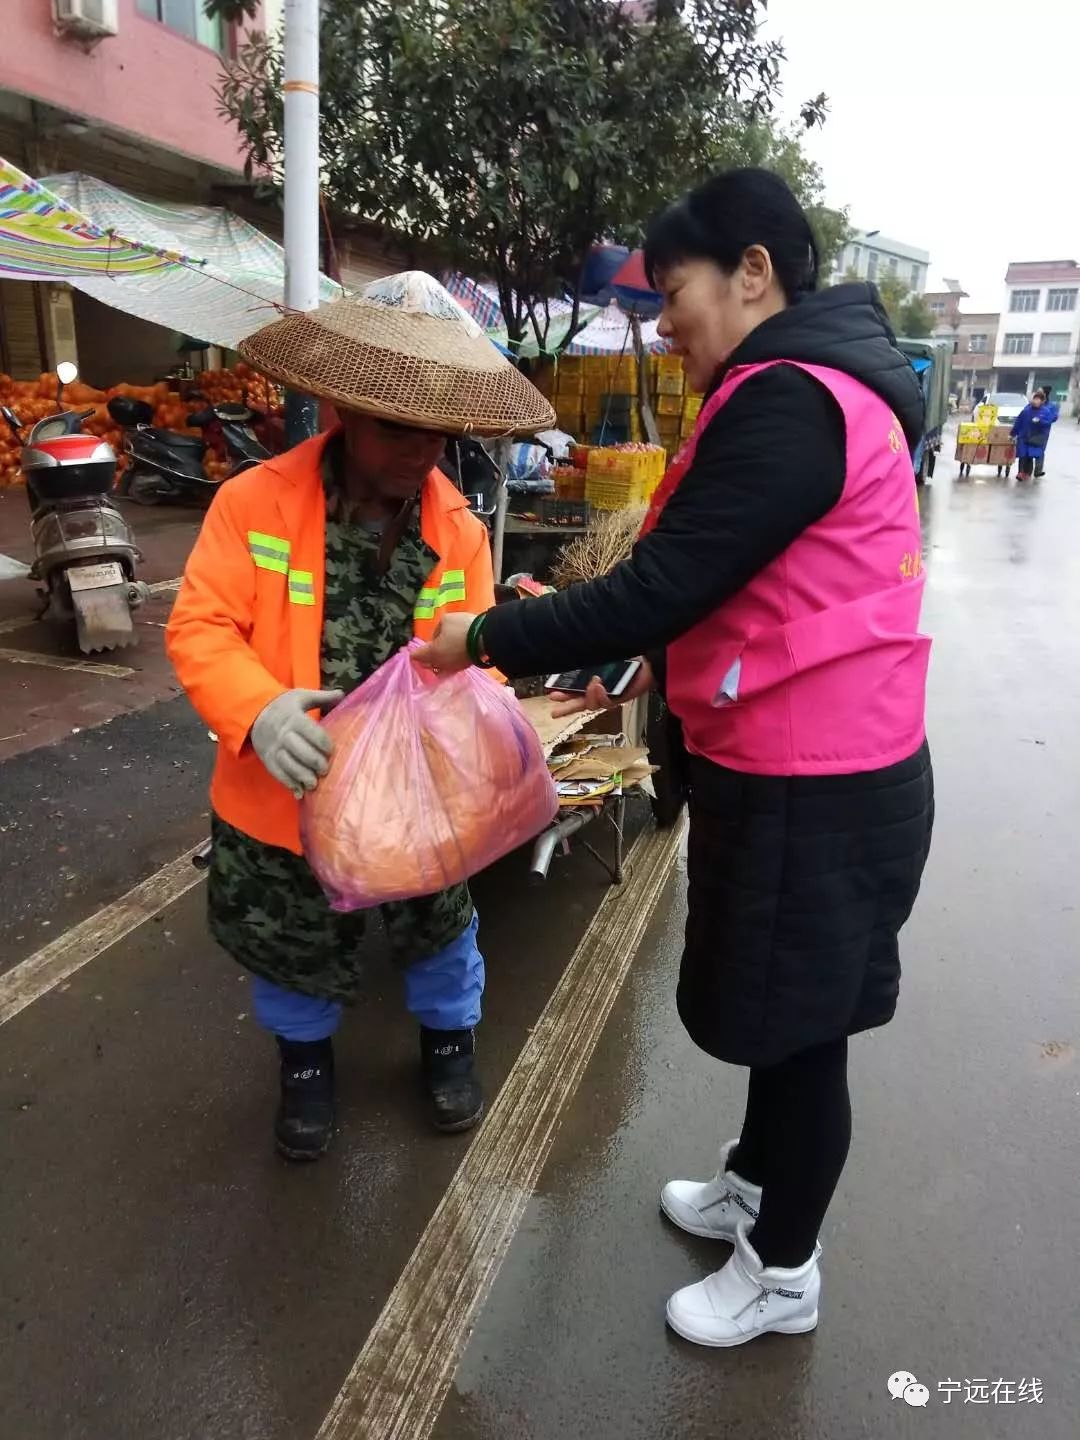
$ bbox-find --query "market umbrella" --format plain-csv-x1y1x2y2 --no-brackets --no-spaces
581,243,630,303
563,299,664,356
611,249,658,308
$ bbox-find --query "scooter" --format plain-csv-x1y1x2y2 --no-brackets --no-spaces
107,396,275,506
187,400,274,475
107,395,214,507
1,363,149,653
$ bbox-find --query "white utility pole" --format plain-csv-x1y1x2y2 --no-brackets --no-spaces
282,0,321,441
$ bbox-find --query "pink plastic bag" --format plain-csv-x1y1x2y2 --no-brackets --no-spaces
301,643,558,911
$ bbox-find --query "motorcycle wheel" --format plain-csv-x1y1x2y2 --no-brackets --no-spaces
125,468,166,506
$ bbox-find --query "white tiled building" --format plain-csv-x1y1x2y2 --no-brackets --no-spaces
831,230,930,294
993,261,1080,408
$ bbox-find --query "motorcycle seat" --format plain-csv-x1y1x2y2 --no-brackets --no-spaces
143,427,204,450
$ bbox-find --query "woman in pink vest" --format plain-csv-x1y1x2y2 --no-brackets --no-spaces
417,169,934,1349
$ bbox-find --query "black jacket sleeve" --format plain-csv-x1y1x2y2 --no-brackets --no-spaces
483,364,846,680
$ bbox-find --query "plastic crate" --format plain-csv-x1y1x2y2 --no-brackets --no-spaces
586,479,645,511
540,497,591,526
584,443,666,508
553,466,587,501
655,372,685,397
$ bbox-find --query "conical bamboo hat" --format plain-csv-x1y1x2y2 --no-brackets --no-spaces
239,271,554,438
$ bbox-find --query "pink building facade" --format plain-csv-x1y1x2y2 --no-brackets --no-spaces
0,1,270,381
0,0,263,176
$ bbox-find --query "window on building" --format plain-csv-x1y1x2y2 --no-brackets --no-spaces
967,334,987,353
1046,288,1078,312
137,0,225,51
867,252,878,280
886,255,898,275
1039,332,1071,354
1003,333,1033,354
930,301,946,315
910,264,920,289
1009,289,1039,312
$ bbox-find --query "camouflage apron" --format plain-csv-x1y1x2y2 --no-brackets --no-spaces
207,437,474,1001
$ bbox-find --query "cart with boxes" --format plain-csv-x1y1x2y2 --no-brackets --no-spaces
955,403,1016,479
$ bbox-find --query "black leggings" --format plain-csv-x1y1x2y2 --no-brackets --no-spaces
730,1036,851,1269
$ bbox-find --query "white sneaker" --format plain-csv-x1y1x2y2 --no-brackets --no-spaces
666,1225,821,1348
660,1139,762,1241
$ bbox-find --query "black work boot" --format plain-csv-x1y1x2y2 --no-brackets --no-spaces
274,1037,335,1161
419,1026,484,1133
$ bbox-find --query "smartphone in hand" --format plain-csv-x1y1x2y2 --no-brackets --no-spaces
544,659,642,698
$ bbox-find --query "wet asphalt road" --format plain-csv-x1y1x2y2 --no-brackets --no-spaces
2,421,1079,1440
0,695,212,971
437,426,1080,1440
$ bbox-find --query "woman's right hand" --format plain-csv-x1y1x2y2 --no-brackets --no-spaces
549,659,655,718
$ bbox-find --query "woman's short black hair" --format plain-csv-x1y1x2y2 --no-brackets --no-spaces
644,167,820,303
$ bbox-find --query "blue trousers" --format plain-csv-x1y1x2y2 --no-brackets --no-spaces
252,912,484,1042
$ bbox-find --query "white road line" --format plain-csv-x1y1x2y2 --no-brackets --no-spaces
0,844,205,1028
0,646,135,678
315,818,683,1440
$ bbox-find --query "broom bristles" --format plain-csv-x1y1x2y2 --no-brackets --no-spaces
550,505,647,587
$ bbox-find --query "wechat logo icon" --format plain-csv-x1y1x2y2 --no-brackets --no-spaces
888,1371,930,1408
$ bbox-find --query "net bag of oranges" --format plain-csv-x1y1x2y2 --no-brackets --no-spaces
301,643,558,910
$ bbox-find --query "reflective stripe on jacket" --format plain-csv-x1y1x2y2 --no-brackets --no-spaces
166,427,497,853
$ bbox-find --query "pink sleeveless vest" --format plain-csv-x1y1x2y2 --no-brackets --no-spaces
663,360,930,775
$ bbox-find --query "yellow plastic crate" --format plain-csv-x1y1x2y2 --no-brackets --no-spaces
656,392,683,416
957,422,988,445
656,373,685,397
586,447,618,477
586,444,664,487
586,479,647,511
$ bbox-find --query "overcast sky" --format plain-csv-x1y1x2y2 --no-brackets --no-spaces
762,0,1080,311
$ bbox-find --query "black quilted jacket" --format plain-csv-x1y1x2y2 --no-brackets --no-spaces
482,282,924,680
482,283,933,1066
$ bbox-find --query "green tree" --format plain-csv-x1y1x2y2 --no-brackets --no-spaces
873,273,935,338
212,1,835,355
710,119,849,279
898,294,936,339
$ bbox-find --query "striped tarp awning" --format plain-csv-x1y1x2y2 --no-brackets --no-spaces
0,158,195,279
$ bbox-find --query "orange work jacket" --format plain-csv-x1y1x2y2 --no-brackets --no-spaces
166,428,497,853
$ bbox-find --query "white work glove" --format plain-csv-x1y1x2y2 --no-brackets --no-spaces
250,688,344,798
